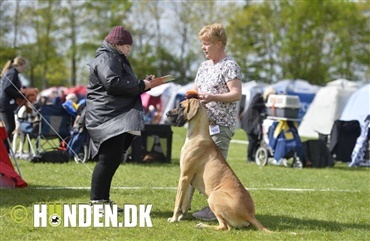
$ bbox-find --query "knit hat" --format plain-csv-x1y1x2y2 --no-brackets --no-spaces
104,26,133,45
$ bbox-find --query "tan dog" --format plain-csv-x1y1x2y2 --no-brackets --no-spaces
166,98,271,232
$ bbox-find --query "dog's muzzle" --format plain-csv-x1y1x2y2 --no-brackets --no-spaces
166,107,187,127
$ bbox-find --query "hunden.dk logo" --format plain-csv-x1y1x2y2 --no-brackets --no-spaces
29,203,153,228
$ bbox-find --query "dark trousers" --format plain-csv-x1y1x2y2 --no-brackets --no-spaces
90,133,134,201
0,110,16,153
247,132,260,162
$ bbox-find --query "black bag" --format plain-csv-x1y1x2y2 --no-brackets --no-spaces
31,150,69,163
302,140,333,168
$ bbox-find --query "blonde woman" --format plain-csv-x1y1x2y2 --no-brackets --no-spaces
191,23,242,221
0,57,28,152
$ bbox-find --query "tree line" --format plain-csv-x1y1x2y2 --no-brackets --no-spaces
0,0,368,90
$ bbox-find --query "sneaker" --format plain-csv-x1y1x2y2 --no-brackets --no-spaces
89,200,107,214
108,199,123,213
192,206,217,221
89,199,123,213
271,159,281,165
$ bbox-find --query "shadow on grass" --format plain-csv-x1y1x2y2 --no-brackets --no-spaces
151,209,211,220
150,211,368,232
258,214,368,232
0,186,90,207
123,160,180,166
331,165,370,172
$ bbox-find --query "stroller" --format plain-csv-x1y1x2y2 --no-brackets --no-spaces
255,118,303,168
65,99,90,163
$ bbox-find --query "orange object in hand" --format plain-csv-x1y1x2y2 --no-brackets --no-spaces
185,90,200,99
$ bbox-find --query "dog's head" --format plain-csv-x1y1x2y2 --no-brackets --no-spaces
166,91,201,127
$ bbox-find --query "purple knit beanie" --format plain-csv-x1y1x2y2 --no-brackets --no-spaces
104,26,133,45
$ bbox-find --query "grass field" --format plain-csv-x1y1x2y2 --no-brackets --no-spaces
0,127,369,241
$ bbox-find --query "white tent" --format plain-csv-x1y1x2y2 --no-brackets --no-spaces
340,83,370,127
298,79,361,138
160,82,193,124
271,79,320,94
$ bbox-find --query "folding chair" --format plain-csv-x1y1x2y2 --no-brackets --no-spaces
24,104,74,158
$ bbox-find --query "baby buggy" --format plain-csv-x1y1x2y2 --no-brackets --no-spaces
65,99,90,163
255,118,303,168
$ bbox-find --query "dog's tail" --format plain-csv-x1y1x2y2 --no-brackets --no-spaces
249,217,272,233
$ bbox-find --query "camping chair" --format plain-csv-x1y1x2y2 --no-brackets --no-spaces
24,104,74,159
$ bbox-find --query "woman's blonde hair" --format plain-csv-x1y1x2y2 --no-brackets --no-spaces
198,23,227,47
1,56,28,77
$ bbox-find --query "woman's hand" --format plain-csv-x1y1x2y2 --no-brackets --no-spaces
199,93,213,104
144,75,155,90
145,75,155,81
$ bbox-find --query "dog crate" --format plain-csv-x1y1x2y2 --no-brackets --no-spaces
128,124,173,163
266,94,301,119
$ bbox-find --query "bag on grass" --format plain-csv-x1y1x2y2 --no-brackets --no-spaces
31,150,69,163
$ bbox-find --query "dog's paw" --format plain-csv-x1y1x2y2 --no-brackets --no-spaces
196,223,204,229
178,213,186,221
167,217,178,223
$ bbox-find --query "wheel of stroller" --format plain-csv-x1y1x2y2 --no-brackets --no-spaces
255,147,269,166
81,144,89,163
73,144,89,163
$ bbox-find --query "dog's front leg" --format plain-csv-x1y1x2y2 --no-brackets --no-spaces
168,175,192,223
180,184,195,217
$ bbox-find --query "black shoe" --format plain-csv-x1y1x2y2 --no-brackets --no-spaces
108,199,123,213
89,199,123,213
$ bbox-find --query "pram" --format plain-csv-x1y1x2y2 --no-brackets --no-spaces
65,99,90,163
255,117,303,168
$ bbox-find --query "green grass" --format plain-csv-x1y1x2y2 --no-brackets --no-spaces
1,127,369,241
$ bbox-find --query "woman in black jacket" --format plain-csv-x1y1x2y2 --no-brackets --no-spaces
240,87,275,163
86,26,155,207
0,57,28,152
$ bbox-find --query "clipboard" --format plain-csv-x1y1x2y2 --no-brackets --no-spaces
152,75,175,83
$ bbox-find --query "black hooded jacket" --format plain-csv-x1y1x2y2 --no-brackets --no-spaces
240,93,266,136
0,67,23,112
86,41,147,158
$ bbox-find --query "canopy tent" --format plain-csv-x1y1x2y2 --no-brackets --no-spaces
298,79,361,138
270,79,320,121
160,82,193,124
340,83,370,127
39,86,69,105
40,86,69,98
141,82,178,112
65,85,87,100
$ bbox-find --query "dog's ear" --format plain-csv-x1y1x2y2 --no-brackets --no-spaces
185,99,200,121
